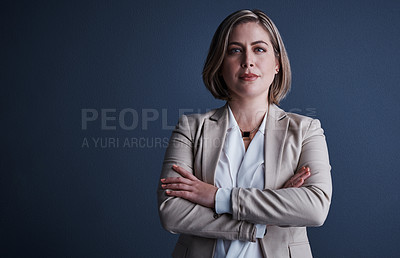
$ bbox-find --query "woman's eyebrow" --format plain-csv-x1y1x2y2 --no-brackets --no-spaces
228,40,269,46
227,42,243,47
251,40,269,46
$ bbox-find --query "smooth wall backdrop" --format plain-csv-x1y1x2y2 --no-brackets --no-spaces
2,0,399,257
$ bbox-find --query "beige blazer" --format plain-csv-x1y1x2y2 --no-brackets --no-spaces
157,104,332,258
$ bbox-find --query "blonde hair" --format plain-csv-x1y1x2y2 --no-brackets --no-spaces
202,9,291,105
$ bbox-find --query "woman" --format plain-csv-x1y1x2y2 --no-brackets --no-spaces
157,9,332,258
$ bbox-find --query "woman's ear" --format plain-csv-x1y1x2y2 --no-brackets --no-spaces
274,58,280,74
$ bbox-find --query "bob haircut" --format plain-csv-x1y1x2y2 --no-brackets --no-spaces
202,9,291,105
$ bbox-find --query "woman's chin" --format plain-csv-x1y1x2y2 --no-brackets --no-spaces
231,90,269,102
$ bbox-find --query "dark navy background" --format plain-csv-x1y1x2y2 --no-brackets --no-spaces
2,0,399,257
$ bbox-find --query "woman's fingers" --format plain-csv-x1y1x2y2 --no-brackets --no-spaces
161,182,192,191
291,167,310,182
165,189,194,201
161,176,192,185
160,165,199,195
292,178,304,188
160,165,197,185
171,165,199,181
283,167,311,188
164,180,217,208
161,172,193,191
161,164,218,208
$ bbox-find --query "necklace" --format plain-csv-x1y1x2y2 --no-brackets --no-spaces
239,127,258,139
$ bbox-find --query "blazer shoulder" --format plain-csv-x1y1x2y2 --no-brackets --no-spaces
284,111,325,141
270,104,315,128
280,107,323,133
286,112,314,124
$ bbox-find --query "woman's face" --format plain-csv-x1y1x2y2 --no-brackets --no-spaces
221,22,279,102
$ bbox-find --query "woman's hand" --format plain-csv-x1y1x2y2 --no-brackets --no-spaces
161,165,218,209
282,166,311,188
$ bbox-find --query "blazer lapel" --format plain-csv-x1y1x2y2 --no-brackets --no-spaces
201,104,228,184
264,104,289,189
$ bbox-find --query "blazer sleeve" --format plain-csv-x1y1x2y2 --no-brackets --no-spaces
157,114,258,242
231,118,332,227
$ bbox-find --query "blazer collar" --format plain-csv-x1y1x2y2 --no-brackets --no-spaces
201,104,229,184
209,103,229,122
267,103,287,121
264,104,289,189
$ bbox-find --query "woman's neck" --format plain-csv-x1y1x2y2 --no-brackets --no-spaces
228,98,268,131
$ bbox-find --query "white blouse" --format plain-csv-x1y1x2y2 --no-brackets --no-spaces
213,106,267,258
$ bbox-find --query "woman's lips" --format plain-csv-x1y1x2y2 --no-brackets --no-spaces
239,73,259,81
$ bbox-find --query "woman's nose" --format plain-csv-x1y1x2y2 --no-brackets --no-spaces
241,53,254,68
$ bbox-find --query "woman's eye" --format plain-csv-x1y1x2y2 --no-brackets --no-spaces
255,47,266,53
228,48,241,54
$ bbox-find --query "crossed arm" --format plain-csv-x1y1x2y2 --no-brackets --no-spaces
161,165,311,209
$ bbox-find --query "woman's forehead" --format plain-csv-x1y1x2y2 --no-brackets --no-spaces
229,22,272,43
